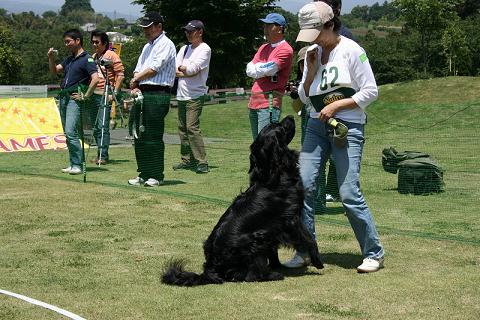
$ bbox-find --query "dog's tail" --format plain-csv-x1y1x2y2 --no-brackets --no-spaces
161,258,223,287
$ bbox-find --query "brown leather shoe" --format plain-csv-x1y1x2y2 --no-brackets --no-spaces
95,158,108,165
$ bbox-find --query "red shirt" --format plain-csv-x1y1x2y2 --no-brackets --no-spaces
248,41,293,109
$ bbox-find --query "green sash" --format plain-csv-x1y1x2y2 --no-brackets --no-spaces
309,87,356,112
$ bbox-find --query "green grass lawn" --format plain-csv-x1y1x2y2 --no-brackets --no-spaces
1,77,479,319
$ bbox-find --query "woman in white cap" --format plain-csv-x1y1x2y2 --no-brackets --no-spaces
283,1,384,273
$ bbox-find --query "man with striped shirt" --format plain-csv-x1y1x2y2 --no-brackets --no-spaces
128,12,176,187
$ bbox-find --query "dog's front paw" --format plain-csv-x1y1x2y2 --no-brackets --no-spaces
311,258,324,269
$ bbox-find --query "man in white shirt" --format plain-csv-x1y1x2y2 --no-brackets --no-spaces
127,12,176,187
172,20,211,174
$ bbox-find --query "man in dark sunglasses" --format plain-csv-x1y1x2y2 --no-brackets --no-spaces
88,29,125,165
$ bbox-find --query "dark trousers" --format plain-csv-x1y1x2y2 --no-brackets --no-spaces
132,92,170,181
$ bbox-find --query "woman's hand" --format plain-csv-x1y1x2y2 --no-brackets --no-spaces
319,102,337,122
318,98,357,122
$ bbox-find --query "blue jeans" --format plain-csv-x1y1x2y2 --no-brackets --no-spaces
300,109,339,214
300,118,384,259
59,97,82,169
89,95,111,160
249,107,281,140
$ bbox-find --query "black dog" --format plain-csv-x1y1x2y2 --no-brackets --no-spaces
162,116,323,286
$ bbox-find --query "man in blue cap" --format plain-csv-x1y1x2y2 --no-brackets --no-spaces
246,12,293,139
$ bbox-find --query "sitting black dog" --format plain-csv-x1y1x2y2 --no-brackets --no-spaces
162,116,323,286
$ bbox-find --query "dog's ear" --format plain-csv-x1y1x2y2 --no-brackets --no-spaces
249,138,263,175
263,130,286,171
249,130,277,181
248,151,257,174
280,116,295,145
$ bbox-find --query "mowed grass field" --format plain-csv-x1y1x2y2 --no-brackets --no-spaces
1,77,479,319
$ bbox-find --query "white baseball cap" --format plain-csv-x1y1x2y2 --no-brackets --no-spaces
296,2,334,42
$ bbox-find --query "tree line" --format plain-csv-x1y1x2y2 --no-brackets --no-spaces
356,0,480,83
0,0,479,88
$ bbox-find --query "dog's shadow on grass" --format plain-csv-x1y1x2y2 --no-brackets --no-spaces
278,252,361,277
279,266,320,277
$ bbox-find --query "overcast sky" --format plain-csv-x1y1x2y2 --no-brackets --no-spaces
277,0,387,13
33,0,385,15
25,0,143,15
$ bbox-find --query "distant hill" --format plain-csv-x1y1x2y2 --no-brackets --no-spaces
0,0,139,22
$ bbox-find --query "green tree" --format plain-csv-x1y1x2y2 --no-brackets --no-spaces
94,14,114,31
441,19,470,75
457,0,480,19
0,8,8,18
60,0,94,16
394,0,462,75
132,0,277,88
0,25,22,85
362,30,418,84
461,15,480,75
0,11,78,85
350,5,369,21
120,37,148,84
42,11,58,19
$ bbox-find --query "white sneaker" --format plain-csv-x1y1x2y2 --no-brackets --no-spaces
357,257,384,273
68,167,82,175
144,178,164,187
128,176,145,186
325,194,336,202
282,252,311,268
61,166,72,173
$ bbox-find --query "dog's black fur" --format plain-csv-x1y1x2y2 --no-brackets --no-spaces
162,116,323,286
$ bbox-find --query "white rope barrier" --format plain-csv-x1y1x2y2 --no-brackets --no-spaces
0,289,86,320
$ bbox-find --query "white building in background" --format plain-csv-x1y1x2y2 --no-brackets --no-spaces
80,23,97,32
106,32,131,43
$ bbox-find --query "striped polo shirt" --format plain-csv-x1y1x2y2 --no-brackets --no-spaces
134,32,176,87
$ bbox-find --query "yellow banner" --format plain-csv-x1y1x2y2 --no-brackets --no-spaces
111,43,122,57
0,98,66,152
